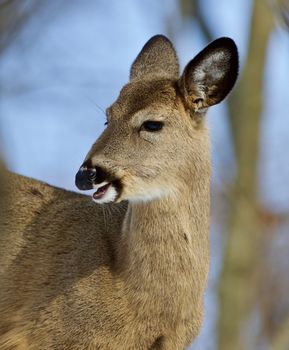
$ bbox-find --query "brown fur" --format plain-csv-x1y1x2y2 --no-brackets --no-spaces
0,35,238,349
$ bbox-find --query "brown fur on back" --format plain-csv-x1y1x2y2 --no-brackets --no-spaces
0,173,131,349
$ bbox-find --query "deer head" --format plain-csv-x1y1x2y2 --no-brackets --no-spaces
75,35,238,203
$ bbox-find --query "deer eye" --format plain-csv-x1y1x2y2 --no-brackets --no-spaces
141,121,164,132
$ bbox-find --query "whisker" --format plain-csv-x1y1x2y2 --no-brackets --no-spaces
85,96,106,117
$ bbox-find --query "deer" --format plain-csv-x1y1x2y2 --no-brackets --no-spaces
0,35,238,350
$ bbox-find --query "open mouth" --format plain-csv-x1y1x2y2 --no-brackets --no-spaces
93,182,112,200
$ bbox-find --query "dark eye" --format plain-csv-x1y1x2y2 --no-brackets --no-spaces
141,120,164,132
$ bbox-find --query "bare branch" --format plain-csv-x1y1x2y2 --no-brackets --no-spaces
0,0,43,54
178,0,213,41
268,0,289,30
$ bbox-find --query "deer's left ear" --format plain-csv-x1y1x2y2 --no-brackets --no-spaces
179,37,239,112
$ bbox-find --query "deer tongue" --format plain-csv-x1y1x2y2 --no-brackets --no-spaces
93,183,111,200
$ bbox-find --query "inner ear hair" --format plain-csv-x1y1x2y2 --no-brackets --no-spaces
179,37,239,115
191,97,207,112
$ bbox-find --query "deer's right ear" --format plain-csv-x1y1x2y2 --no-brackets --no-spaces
130,35,179,82
179,37,239,113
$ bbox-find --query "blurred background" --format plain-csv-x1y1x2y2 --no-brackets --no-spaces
0,0,289,349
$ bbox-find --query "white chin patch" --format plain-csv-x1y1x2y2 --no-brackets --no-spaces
92,182,117,204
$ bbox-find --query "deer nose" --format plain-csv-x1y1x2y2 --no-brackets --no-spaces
75,167,96,190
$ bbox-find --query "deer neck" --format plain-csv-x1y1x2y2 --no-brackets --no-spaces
117,178,210,323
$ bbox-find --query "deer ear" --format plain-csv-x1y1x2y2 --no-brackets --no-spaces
130,35,179,82
179,37,239,112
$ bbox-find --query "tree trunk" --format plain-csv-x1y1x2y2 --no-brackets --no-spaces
217,1,273,349
271,316,289,350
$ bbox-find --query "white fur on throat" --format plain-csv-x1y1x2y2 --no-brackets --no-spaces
128,186,173,203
